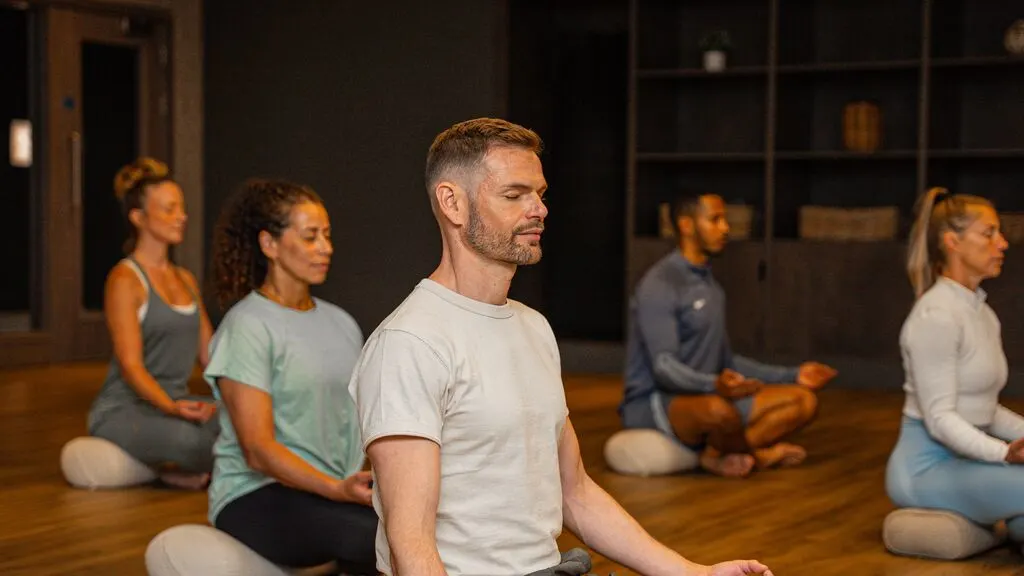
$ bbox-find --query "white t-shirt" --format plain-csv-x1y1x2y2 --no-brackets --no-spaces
901,277,1024,462
349,279,568,576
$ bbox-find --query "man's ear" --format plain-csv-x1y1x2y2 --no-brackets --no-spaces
676,214,694,238
434,180,469,226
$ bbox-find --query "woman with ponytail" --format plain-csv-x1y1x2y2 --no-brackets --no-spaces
204,179,375,574
886,186,1024,539
88,157,218,490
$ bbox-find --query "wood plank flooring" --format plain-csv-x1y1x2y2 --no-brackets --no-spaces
1,364,1023,575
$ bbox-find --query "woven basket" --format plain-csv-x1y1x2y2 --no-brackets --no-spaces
1002,213,1024,243
799,206,898,241
726,204,753,240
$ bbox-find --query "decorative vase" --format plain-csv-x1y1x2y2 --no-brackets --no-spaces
1006,20,1024,55
703,50,727,72
843,101,882,153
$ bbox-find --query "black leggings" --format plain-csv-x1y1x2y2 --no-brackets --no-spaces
215,482,378,574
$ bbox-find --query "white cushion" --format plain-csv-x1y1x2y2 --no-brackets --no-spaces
145,524,338,576
603,428,700,476
60,436,158,489
883,508,1006,560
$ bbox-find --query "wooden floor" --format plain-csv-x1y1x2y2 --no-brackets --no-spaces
2,365,1023,575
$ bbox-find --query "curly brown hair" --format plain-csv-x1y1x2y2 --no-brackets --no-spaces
114,157,174,254
209,178,323,311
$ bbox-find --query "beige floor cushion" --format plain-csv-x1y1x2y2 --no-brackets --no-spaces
60,436,158,489
603,428,700,476
145,524,338,576
883,508,1007,560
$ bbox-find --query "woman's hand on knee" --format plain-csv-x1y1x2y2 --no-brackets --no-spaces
172,399,218,424
330,471,374,506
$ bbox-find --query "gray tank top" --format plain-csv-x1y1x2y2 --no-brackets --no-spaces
88,257,201,431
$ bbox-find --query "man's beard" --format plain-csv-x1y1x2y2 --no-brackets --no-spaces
465,199,542,265
697,231,725,259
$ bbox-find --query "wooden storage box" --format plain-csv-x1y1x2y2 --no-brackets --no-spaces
799,206,898,241
1002,213,1024,243
726,204,753,240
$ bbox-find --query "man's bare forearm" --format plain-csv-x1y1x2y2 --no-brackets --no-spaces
370,436,448,576
563,476,707,576
386,533,447,576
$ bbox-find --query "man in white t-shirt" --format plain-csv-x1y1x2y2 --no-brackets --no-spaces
348,118,773,576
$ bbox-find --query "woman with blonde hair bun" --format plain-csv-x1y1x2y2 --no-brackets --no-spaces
86,157,219,490
886,186,1024,540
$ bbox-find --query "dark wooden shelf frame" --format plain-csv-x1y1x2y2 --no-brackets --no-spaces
625,0,1024,359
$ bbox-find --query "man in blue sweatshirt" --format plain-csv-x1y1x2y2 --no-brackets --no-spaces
620,190,837,477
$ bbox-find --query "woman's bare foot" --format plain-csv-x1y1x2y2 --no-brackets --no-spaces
700,448,755,478
754,442,807,469
159,471,210,490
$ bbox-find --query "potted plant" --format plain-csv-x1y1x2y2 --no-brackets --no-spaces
699,29,731,72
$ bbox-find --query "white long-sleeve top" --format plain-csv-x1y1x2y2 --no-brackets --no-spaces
901,277,1024,463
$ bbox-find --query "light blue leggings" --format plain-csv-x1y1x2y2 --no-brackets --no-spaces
886,415,1024,540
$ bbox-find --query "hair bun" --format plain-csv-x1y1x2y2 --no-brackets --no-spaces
114,157,169,199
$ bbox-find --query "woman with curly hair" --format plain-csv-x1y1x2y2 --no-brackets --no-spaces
88,157,219,490
204,179,376,574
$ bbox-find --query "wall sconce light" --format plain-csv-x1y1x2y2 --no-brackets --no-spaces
10,119,32,168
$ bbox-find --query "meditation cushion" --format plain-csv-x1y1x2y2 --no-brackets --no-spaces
145,524,338,576
882,508,1006,560
603,428,700,476
60,436,158,489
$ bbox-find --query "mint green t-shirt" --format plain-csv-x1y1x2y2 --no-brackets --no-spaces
204,291,365,524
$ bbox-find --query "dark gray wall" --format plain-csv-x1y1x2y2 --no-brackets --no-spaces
203,0,509,333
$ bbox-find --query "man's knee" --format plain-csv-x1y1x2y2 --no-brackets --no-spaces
792,386,819,422
704,396,743,430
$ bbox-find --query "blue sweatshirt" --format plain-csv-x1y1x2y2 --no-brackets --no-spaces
621,251,799,409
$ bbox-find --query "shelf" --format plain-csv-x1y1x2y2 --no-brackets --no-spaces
778,0,922,66
928,65,1024,150
778,60,920,74
931,0,1022,60
636,75,766,155
636,67,768,79
928,149,1024,159
776,150,917,160
636,0,770,70
931,56,1024,69
637,152,764,162
777,71,920,152
927,157,1024,212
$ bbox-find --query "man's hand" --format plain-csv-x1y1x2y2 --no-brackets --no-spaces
1005,437,1024,464
715,369,763,399
705,559,773,575
797,362,838,390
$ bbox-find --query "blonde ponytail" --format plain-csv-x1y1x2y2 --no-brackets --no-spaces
907,186,992,298
907,187,943,298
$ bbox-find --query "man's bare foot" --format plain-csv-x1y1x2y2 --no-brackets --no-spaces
754,442,806,469
159,471,210,490
700,450,755,478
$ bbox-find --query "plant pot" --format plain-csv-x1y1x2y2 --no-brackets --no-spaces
703,50,727,72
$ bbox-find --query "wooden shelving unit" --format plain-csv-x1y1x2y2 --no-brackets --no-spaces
626,0,1024,360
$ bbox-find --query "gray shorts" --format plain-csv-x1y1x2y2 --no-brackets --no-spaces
621,391,754,451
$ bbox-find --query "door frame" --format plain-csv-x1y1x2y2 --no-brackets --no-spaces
0,0,204,368
47,6,172,361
